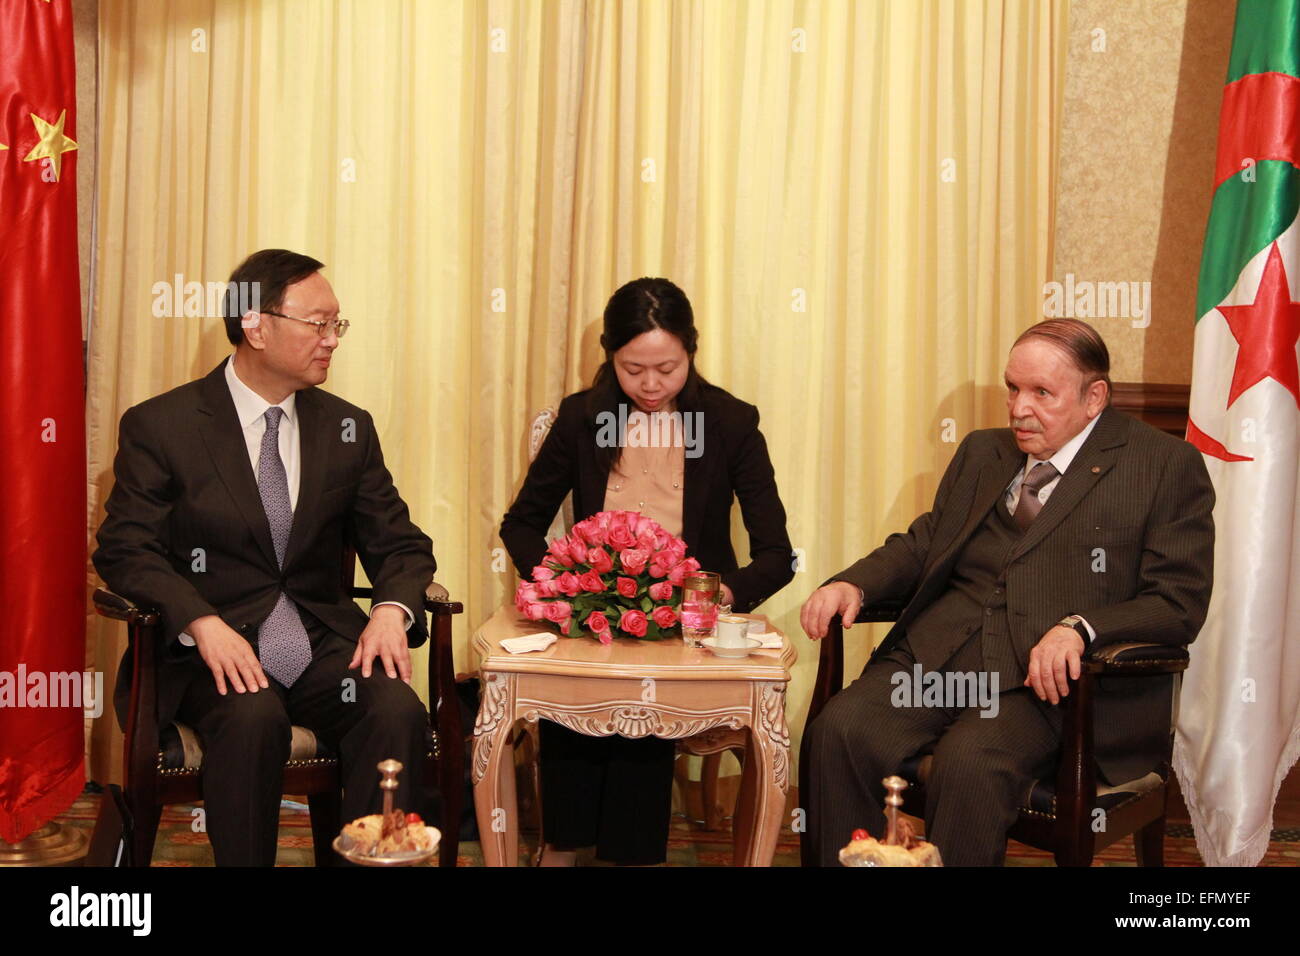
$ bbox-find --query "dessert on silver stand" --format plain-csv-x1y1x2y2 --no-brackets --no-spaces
838,775,943,867
333,759,441,866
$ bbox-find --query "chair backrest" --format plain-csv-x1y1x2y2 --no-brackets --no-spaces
529,406,574,541
529,407,557,462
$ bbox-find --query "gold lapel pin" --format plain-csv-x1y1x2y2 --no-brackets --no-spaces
1091,466,1100,474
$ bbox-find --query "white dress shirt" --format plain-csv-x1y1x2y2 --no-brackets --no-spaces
1003,413,1101,515
226,352,301,509
179,355,411,645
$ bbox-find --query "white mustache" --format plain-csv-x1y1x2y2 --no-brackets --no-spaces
1011,418,1043,433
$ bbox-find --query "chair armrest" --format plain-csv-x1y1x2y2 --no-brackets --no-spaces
92,584,163,794
347,580,465,616
854,600,904,624
93,586,161,625
423,580,463,615
1084,642,1189,677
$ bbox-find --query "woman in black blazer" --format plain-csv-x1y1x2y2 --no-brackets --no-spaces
500,277,794,865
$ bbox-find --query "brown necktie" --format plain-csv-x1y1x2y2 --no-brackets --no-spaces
1013,461,1059,531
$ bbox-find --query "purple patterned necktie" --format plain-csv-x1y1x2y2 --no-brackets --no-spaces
256,407,311,686
1013,461,1060,531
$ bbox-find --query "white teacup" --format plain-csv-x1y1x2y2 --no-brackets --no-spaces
715,614,750,648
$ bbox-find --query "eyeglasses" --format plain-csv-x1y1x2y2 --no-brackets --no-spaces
262,310,351,339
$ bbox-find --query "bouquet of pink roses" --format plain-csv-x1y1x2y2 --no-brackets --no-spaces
513,510,701,644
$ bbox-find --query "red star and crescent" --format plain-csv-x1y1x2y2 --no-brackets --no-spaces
1188,239,1300,462
1218,240,1300,410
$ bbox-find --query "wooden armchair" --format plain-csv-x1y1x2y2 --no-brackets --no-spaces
798,604,1188,867
87,570,464,867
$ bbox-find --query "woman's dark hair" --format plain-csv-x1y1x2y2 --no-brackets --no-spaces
586,277,708,474
222,249,325,345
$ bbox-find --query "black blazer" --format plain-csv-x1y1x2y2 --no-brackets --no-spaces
93,358,436,728
500,384,794,613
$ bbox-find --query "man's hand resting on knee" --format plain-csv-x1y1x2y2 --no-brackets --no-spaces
349,604,412,683
191,615,269,695
1024,626,1085,705
800,582,864,641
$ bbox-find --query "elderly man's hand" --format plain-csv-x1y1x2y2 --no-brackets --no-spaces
1024,625,1085,705
800,582,863,641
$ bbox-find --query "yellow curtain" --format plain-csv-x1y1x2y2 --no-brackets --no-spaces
86,0,1066,786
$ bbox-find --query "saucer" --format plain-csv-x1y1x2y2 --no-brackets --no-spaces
701,636,762,658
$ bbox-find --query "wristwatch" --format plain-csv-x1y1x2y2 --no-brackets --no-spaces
1058,614,1090,641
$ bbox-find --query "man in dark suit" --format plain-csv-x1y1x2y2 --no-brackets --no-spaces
800,318,1214,866
93,249,436,866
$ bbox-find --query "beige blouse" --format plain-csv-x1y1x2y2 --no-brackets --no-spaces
604,440,686,537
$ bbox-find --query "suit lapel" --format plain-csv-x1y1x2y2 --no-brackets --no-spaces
1008,408,1128,561
898,432,1022,627
892,433,1023,629
284,386,325,568
196,360,278,569
944,435,1024,567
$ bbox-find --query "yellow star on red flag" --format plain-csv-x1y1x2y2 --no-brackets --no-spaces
22,109,77,181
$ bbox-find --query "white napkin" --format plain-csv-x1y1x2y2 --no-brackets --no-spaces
742,620,782,649
501,632,558,654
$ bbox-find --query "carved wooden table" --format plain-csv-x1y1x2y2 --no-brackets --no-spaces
471,605,797,866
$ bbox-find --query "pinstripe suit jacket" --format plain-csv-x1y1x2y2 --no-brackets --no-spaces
832,407,1215,783
93,359,436,729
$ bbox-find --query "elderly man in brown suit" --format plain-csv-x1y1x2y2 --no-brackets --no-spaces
801,318,1215,866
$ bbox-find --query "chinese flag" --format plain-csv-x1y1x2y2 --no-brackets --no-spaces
0,0,86,841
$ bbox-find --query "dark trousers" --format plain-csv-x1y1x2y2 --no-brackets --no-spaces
177,623,430,866
539,721,676,865
805,634,1060,866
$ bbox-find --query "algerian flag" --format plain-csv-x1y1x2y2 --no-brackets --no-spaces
1178,0,1300,867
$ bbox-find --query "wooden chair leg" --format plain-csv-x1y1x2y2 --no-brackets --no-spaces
1052,838,1094,868
427,605,464,867
1135,816,1165,867
437,742,463,868
702,753,723,830
130,803,161,868
523,723,544,866
307,791,342,867
86,784,130,867
527,723,542,831
673,755,695,821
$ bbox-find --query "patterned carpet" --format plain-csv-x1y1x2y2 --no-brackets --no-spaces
57,788,1300,866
